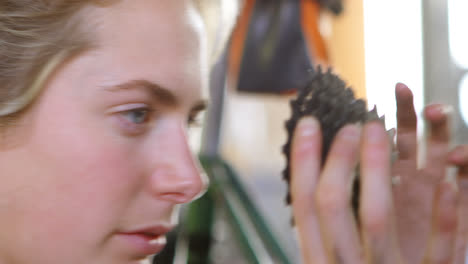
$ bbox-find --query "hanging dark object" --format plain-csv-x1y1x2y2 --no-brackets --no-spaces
316,0,344,15
233,0,313,94
281,67,393,219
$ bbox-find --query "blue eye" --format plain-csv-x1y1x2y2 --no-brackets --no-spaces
123,109,149,124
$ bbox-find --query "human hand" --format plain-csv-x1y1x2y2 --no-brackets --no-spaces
290,83,466,264
392,83,454,263
448,144,468,264
392,83,468,264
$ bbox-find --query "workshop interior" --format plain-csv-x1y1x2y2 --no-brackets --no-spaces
153,0,468,263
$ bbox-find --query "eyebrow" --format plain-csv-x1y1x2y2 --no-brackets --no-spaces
104,79,208,113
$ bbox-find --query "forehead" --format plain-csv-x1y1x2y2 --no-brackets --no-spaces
87,0,209,100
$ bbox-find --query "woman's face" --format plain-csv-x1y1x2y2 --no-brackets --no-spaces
0,1,209,263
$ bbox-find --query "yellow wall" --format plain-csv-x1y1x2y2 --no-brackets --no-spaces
326,0,366,99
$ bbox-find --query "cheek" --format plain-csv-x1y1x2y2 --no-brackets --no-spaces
32,88,143,206
9,100,146,254
32,124,141,222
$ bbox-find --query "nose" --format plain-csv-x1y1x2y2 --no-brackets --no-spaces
147,122,209,204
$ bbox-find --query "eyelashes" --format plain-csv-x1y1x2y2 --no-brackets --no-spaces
110,104,155,135
187,112,203,128
109,103,204,136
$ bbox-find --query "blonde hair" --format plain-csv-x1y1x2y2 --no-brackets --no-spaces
0,1,102,127
0,0,241,128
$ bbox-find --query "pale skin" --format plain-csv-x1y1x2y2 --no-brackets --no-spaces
0,1,209,264
0,0,467,264
291,82,468,264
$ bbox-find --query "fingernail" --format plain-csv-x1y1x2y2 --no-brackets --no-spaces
298,117,320,137
339,123,362,141
391,175,402,186
366,122,385,143
395,82,407,92
436,104,454,115
444,168,459,192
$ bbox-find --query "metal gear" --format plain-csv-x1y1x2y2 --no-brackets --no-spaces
282,66,391,218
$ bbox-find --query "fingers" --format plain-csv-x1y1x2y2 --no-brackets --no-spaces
360,122,402,264
448,145,468,175
454,179,468,264
425,104,451,142
424,104,452,180
290,117,328,264
448,145,468,264
395,83,418,160
424,179,459,264
316,124,364,263
291,119,366,264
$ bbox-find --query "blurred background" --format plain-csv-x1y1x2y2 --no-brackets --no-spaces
155,0,468,263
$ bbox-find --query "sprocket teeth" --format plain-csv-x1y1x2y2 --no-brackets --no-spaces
282,67,393,219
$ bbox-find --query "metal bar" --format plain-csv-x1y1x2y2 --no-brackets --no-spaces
200,52,228,157
201,156,293,264
422,0,467,144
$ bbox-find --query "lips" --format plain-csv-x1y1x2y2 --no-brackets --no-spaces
126,225,173,239
117,225,174,256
